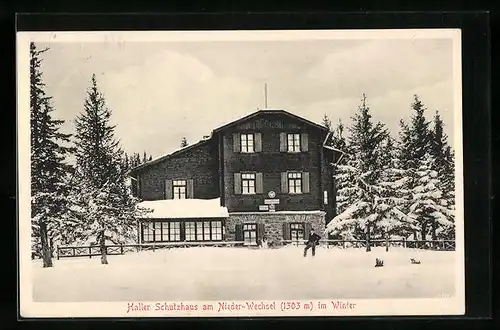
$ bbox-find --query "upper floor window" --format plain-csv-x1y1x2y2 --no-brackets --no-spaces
166,179,193,199
281,132,308,152
288,172,302,194
233,132,262,153
241,173,256,195
173,180,187,199
287,133,301,152
241,133,254,153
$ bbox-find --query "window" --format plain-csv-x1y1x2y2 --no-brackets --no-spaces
287,133,301,152
242,173,256,195
142,222,154,242
288,172,302,194
290,223,304,241
142,221,181,243
185,222,196,241
173,180,187,199
169,222,181,241
203,221,211,241
324,190,328,205
243,224,257,245
211,221,223,240
154,222,162,242
241,133,254,153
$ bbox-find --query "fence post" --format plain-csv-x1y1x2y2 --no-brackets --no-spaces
403,238,406,248
57,247,60,260
385,236,389,252
442,240,445,250
89,246,92,259
120,244,124,255
342,240,346,249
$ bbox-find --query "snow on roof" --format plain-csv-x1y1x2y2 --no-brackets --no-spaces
229,211,325,215
138,198,228,219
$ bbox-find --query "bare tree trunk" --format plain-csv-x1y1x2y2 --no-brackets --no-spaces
385,232,389,252
421,222,427,241
99,230,108,265
39,222,53,268
365,225,371,252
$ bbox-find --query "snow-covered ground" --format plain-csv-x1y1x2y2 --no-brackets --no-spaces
32,246,456,302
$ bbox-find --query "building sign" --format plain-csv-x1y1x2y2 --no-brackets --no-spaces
259,205,269,211
268,191,276,198
264,199,280,205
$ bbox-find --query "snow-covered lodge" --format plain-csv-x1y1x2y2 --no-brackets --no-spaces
129,109,342,246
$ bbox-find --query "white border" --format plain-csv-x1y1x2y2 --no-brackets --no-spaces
17,29,464,318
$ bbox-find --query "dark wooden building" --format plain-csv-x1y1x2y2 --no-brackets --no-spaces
130,109,340,246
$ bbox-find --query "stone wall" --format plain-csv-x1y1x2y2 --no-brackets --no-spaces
226,211,326,246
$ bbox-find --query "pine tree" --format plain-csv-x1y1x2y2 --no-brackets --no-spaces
30,42,73,267
398,95,433,240
429,111,455,239
180,137,189,147
407,152,454,243
71,74,148,264
325,94,404,252
322,114,332,132
399,95,431,170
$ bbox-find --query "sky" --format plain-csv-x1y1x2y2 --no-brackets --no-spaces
36,34,457,159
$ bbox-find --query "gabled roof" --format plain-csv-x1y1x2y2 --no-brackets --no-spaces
213,109,328,133
129,138,211,175
130,109,328,175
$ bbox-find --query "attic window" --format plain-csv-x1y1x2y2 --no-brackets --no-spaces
287,133,301,152
241,133,254,153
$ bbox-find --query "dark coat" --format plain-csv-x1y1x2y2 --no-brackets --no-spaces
307,232,321,245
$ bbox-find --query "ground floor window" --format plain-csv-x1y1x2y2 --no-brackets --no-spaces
147,220,223,243
290,223,305,241
143,221,182,243
243,224,257,245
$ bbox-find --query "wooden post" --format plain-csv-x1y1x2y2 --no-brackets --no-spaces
442,240,445,250
385,235,389,252
89,246,92,259
56,247,60,260
120,244,124,255
342,240,346,249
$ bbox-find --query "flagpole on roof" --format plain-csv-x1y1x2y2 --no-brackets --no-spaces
264,83,268,108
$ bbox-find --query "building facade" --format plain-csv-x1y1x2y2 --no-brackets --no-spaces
130,109,340,246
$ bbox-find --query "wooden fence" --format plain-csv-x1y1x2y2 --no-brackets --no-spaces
56,241,245,259
56,239,455,259
283,239,456,251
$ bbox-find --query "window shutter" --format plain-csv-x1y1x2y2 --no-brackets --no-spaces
165,180,173,199
281,172,288,193
304,222,312,240
255,172,263,194
187,179,194,198
234,173,242,194
235,224,243,241
255,132,262,152
301,133,309,152
282,223,291,241
279,132,287,152
302,172,310,193
233,133,241,153
257,223,265,244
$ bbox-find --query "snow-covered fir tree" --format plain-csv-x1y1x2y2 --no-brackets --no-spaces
325,94,415,251
70,74,149,264
321,113,333,132
398,96,455,241
30,42,73,267
407,152,455,242
429,111,455,239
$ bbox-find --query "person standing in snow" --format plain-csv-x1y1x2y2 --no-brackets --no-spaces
304,228,321,257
